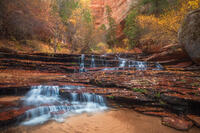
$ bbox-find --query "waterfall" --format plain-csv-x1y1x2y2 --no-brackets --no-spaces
79,54,86,72
22,85,60,106
21,85,107,125
154,62,164,70
136,61,147,70
118,57,147,70
119,58,126,68
90,55,96,68
78,54,163,72
128,60,136,68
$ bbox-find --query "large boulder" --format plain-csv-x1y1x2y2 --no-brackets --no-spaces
178,9,200,65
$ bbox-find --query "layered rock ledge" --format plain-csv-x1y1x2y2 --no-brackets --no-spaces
0,51,200,131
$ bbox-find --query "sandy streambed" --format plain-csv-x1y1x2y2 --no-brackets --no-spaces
1,109,200,133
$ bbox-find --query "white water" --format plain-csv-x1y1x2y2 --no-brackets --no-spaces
119,58,126,68
79,54,86,72
22,85,60,106
80,55,96,72
78,54,163,72
102,58,150,71
90,55,96,68
136,61,147,70
119,58,148,70
62,85,85,90
21,85,107,126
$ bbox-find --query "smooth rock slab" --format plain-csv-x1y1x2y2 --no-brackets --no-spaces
143,111,176,118
187,115,200,128
162,117,193,131
134,106,164,113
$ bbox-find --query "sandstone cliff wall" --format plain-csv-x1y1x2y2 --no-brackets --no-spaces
90,0,138,29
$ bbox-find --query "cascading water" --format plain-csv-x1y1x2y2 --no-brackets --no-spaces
90,55,96,68
100,55,107,67
119,58,148,70
119,58,126,68
23,85,60,106
136,61,147,70
78,54,163,72
128,60,136,68
21,85,107,125
79,54,96,72
79,54,86,72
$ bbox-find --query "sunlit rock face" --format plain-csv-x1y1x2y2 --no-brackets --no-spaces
90,0,138,27
90,0,139,38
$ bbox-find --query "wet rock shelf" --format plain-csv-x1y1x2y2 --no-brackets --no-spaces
0,52,200,131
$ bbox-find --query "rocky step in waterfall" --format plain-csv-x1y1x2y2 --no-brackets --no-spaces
0,52,164,73
78,54,163,72
19,85,107,125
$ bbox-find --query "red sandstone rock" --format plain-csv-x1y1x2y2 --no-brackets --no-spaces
163,92,200,103
187,115,200,128
169,62,193,68
133,48,143,54
0,106,34,127
90,0,139,38
0,107,32,121
0,101,19,109
162,117,193,131
143,112,176,117
134,106,164,113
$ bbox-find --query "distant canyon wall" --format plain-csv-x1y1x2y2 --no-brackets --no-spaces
90,0,139,38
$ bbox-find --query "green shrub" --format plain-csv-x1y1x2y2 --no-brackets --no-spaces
132,88,147,93
155,92,161,98
107,95,115,99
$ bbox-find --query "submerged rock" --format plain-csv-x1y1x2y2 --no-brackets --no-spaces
179,9,200,65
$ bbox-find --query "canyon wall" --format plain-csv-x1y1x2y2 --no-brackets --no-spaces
90,0,139,38
90,0,138,27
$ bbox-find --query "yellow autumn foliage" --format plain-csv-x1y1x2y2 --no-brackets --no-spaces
188,0,200,9
137,0,200,45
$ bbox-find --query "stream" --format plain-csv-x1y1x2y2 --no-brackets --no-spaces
2,54,162,126
0,54,200,133
20,85,107,126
